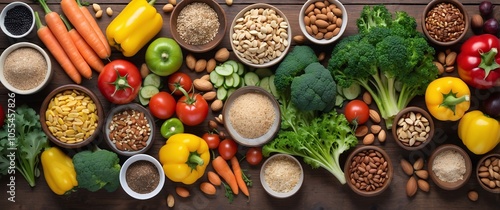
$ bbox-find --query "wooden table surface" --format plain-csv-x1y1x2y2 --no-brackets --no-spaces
1,0,500,209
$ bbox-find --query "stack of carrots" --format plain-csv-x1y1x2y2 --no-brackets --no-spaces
212,156,251,200
35,0,111,84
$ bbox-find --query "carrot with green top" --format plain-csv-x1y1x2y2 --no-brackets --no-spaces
35,12,81,84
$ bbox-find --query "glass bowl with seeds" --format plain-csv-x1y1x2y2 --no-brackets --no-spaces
391,106,435,151
103,103,155,156
421,0,469,46
40,84,104,149
0,42,52,95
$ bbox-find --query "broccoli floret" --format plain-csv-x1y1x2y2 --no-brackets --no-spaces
290,62,336,112
356,5,392,34
73,149,121,192
391,11,418,38
274,45,318,92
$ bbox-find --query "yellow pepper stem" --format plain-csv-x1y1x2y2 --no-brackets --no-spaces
441,90,470,114
187,152,204,169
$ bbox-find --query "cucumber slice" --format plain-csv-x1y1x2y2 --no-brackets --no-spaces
342,83,361,100
231,73,241,87
227,88,236,98
244,72,260,86
224,75,234,87
268,75,279,98
237,62,245,75
335,95,345,107
336,83,344,96
143,74,161,89
217,87,228,100
259,77,271,93
138,94,150,106
255,68,274,79
210,71,225,88
215,64,233,76
224,60,239,73
140,85,160,99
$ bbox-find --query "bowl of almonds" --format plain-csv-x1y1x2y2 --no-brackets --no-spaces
422,0,469,46
104,103,155,156
299,0,347,45
230,3,291,68
476,153,500,193
392,106,435,151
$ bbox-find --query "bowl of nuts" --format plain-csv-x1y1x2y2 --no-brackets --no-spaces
392,106,434,151
299,0,347,45
428,144,472,191
40,84,104,149
344,145,393,196
230,3,292,68
476,153,500,193
422,0,469,46
104,103,155,156
170,0,226,53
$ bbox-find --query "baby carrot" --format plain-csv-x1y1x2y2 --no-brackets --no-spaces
212,156,239,195
230,156,250,197
76,0,111,57
35,12,81,84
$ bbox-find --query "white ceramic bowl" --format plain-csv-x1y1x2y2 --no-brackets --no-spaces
120,154,165,200
0,1,35,39
299,0,348,45
0,42,52,95
260,154,304,198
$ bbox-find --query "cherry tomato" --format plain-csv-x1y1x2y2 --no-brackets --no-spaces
149,92,176,119
202,133,220,149
246,147,263,166
218,139,238,160
344,100,370,125
167,72,193,96
97,60,142,104
176,93,209,126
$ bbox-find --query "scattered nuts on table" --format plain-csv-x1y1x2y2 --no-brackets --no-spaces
167,194,175,207
106,7,113,16
348,149,390,192
401,157,430,197
395,111,430,147
424,2,466,42
369,109,381,124
434,49,457,74
109,109,151,151
92,3,101,12
355,125,369,137
468,190,479,201
362,91,372,105
163,3,174,13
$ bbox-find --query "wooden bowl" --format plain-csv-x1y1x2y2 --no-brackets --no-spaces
422,0,468,46
169,0,226,53
428,144,472,190
344,145,393,197
476,153,500,193
40,84,104,149
392,106,434,151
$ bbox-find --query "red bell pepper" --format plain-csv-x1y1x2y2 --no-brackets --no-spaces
457,34,500,89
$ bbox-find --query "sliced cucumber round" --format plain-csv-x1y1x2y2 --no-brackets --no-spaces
140,85,160,99
215,64,233,76
244,72,260,86
143,74,161,89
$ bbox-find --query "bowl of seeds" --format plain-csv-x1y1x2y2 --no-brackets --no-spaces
169,0,226,53
120,154,165,200
0,1,35,39
260,154,304,198
422,0,468,46
0,42,52,95
428,144,472,191
392,106,435,151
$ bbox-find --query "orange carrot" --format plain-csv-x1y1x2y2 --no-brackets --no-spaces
61,15,104,73
76,0,111,57
60,0,109,59
35,12,81,84
212,156,239,195
38,0,92,79
231,156,250,197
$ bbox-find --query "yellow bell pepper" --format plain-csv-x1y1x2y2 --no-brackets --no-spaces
458,110,500,155
41,147,78,195
106,0,163,57
425,77,471,121
158,133,210,185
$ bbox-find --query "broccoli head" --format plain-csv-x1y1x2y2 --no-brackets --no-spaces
290,62,337,112
274,45,318,92
73,149,121,192
356,5,392,34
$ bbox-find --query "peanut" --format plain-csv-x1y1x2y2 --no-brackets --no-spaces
163,4,174,13
106,7,113,16
92,3,101,12
95,10,103,19
168,0,177,6
167,194,174,207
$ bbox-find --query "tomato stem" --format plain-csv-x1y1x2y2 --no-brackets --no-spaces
109,68,133,97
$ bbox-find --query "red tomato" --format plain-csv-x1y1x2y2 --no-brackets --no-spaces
0,106,4,128
176,93,208,126
246,147,263,166
149,92,176,119
202,132,220,149
167,72,193,96
97,60,142,104
218,139,238,160
344,100,370,125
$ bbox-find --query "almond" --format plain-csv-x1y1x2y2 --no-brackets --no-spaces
445,51,457,67
415,170,429,180
203,91,217,101
362,133,375,145
163,3,174,13
200,74,210,81
186,54,196,70
317,52,325,62
207,171,221,186
377,129,386,143
211,99,223,112
168,0,177,6
445,66,454,73
369,109,381,124
401,159,414,176
206,58,216,73
434,61,444,75
406,176,418,197
215,48,230,62
193,79,213,92
468,190,479,201
315,19,329,28
437,51,446,64
140,63,150,78
370,125,382,134
195,59,207,73
167,194,175,207
417,179,430,192
471,14,484,29
175,186,190,198
200,182,216,195
362,91,372,105
293,35,306,44
413,157,424,170
355,125,368,137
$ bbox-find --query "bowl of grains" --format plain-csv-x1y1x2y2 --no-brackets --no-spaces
39,84,104,149
0,1,35,39
104,103,155,156
422,0,468,46
476,153,500,194
260,154,304,198
222,86,281,147
230,3,292,68
299,0,348,45
344,145,393,197
0,42,52,95
392,106,435,151
120,154,165,200
428,144,472,191
169,0,226,53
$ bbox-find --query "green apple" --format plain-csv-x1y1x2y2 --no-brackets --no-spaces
145,37,183,76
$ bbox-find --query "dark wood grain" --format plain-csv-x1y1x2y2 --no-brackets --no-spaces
1,0,500,209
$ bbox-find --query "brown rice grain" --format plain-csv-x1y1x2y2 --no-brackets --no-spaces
3,47,47,90
176,2,219,45
228,92,275,139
